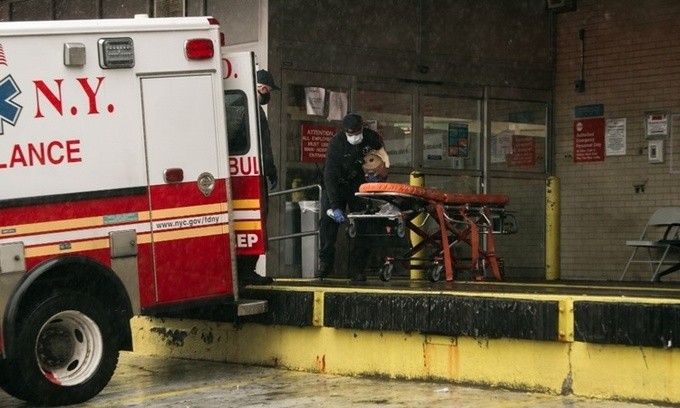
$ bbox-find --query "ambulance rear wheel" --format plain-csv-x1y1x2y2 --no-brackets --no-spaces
0,360,31,401
378,263,394,282
6,292,119,406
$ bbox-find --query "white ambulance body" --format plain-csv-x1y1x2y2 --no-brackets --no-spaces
0,16,268,405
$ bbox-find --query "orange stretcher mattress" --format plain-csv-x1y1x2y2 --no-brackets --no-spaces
359,182,509,206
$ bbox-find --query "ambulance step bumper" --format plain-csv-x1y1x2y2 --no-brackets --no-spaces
237,299,268,316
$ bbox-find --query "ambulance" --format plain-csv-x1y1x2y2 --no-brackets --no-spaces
0,15,270,405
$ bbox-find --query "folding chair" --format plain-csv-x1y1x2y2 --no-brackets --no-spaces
620,207,680,281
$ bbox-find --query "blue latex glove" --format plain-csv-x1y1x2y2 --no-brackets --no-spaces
366,174,387,182
268,175,278,190
327,208,345,223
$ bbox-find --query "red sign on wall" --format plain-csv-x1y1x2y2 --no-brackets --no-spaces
573,117,605,163
507,135,536,167
301,123,335,163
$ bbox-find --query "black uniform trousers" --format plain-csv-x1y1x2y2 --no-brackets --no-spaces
319,185,371,277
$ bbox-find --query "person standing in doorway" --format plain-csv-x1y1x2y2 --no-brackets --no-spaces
317,113,386,281
256,69,279,194
237,69,279,285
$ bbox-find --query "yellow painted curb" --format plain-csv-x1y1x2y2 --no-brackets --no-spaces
130,316,680,404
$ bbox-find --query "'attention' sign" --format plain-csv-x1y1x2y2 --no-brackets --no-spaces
301,123,335,163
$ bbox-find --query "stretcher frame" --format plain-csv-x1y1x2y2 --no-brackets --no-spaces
349,182,516,282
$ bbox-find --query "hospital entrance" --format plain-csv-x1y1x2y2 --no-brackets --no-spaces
270,72,549,280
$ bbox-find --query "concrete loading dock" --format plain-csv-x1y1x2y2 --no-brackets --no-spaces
129,278,680,405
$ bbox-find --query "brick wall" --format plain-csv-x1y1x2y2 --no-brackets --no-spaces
555,0,680,280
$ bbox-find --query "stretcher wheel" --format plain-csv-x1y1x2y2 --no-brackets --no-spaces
427,264,443,282
396,222,405,238
347,222,357,238
378,263,394,282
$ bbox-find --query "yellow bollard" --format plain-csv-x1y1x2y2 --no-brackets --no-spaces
545,176,561,280
291,178,304,202
409,172,425,280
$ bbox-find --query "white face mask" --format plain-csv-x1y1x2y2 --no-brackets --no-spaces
346,132,363,145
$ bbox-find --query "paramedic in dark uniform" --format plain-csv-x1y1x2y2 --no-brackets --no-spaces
237,69,279,285
317,113,385,281
256,69,279,194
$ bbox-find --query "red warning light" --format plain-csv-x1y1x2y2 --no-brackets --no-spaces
185,38,214,60
164,168,184,183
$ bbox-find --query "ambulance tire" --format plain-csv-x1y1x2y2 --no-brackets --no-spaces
0,359,32,401
5,292,119,406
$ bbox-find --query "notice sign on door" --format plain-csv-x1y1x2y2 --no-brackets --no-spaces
447,122,469,158
573,117,605,163
301,123,335,163
507,135,536,167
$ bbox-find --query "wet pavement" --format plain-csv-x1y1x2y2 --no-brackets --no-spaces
0,352,659,407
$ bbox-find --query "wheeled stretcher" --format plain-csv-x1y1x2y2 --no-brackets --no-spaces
348,182,517,282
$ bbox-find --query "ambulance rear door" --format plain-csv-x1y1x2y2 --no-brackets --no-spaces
222,52,268,258
141,72,231,304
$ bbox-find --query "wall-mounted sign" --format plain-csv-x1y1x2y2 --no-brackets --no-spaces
574,117,605,163
605,118,626,156
301,123,335,163
575,103,604,118
645,111,669,139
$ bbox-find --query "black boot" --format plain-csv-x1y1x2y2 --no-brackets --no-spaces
240,271,273,285
316,260,334,279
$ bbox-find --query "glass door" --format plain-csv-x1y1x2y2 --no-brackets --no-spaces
419,86,484,192
487,89,550,278
270,71,354,277
354,83,415,181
